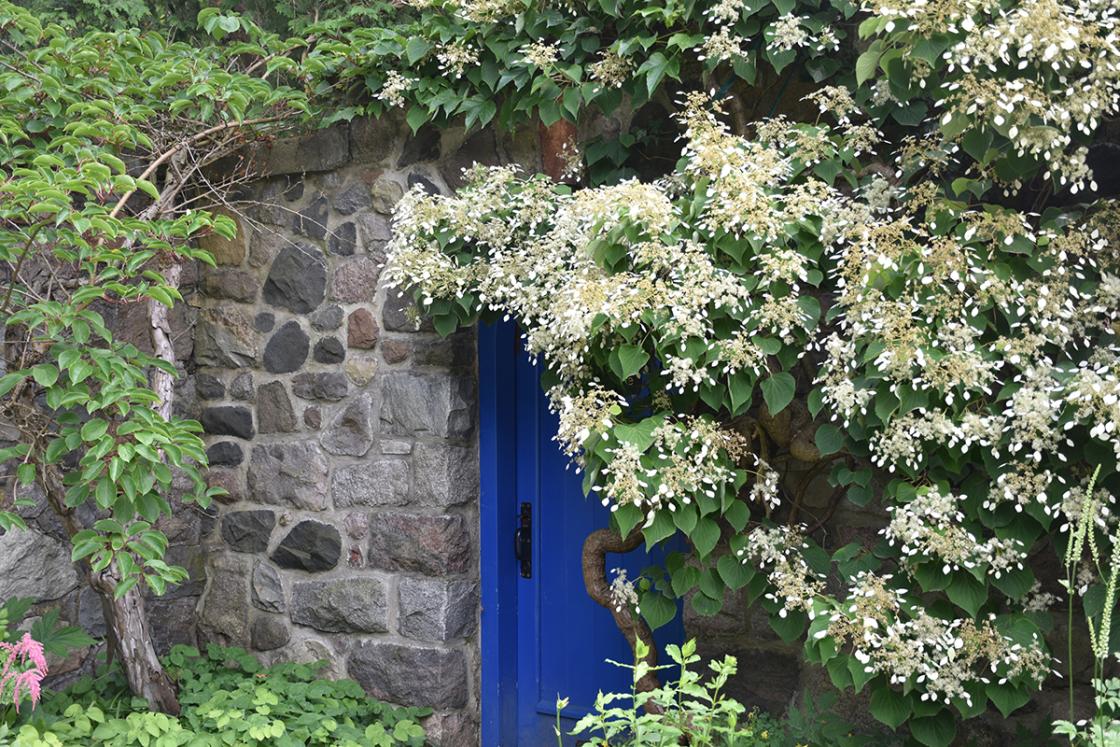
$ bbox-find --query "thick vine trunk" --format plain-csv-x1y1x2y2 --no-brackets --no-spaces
148,261,180,419
33,449,180,713
92,570,181,714
582,527,662,709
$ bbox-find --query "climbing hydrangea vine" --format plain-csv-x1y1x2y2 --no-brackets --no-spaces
387,0,1120,743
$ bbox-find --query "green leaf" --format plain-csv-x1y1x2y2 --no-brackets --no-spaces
672,503,698,534
405,38,431,64
869,684,911,729
716,554,751,590
432,314,458,337
814,423,844,455
986,682,1029,718
31,364,59,387
769,609,807,643
615,343,649,380
691,591,723,616
760,372,796,415
670,565,700,597
113,575,140,600
81,418,109,442
0,372,25,398
946,572,987,617
642,509,676,547
724,499,750,532
691,516,720,559
909,711,956,747
613,503,642,538
992,565,1034,601
16,462,35,485
406,106,428,133
728,371,754,414
638,590,675,630
856,48,881,85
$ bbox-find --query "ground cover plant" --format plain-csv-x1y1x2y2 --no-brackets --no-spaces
0,644,428,746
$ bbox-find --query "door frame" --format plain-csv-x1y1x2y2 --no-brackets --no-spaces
479,321,519,745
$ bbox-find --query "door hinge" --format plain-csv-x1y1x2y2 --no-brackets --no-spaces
514,502,532,578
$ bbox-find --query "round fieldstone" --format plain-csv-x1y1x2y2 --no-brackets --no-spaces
230,372,254,401
332,257,381,304
251,615,290,651
381,339,410,364
263,244,326,314
347,308,379,349
328,222,357,256
200,406,254,439
333,183,373,216
196,374,225,400
291,372,348,402
303,406,321,430
220,510,276,553
271,520,341,572
321,394,375,457
206,441,244,467
310,305,343,332
247,442,330,511
257,381,297,433
293,196,329,240
254,313,275,333
313,337,345,364
370,178,404,215
263,321,310,374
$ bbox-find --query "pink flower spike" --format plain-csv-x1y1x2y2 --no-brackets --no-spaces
0,633,47,712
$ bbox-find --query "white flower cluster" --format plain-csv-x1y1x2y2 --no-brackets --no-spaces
608,568,640,612
883,488,1027,578
520,41,559,67
748,457,781,512
871,0,1120,191
437,40,479,78
825,572,1051,707
769,15,809,52
589,51,633,88
375,70,414,109
552,384,623,460
740,525,825,616
594,417,747,526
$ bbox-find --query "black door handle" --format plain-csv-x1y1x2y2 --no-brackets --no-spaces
514,502,532,578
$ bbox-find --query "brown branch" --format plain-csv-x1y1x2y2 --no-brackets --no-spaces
108,115,289,220
0,222,44,314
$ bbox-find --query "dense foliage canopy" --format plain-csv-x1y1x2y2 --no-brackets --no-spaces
385,0,1120,743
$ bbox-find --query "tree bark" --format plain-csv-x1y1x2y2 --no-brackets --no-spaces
148,261,180,420
32,446,181,714
582,527,663,710
91,569,181,714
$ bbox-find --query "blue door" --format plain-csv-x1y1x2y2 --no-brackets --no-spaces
479,322,683,746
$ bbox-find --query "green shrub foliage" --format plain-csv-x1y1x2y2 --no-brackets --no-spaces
385,0,1120,743
0,645,428,746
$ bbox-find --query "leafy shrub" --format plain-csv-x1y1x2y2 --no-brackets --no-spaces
0,645,427,746
562,638,783,746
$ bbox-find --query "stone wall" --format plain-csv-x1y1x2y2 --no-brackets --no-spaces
183,116,537,745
